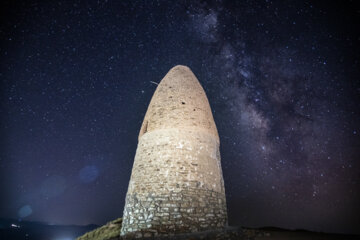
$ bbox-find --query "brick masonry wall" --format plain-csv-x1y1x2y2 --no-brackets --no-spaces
120,66,227,238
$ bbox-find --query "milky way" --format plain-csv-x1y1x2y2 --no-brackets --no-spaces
0,0,359,234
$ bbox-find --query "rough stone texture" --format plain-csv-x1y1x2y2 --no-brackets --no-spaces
138,65,219,142
121,65,227,238
121,227,242,240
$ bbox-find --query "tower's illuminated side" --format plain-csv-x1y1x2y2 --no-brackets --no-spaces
121,65,227,238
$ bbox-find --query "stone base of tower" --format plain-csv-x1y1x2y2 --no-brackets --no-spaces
120,189,227,238
120,226,242,240
120,128,228,238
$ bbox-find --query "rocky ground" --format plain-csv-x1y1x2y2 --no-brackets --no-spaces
76,219,359,240
243,227,359,240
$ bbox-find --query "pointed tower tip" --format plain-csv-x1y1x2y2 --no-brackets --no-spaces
139,65,219,142
166,65,193,76
170,65,191,71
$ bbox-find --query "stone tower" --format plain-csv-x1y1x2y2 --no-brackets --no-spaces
121,65,227,238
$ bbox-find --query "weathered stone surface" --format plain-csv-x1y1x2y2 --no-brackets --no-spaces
121,227,242,240
121,65,227,238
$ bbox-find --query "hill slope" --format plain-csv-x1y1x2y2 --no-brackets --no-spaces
76,218,122,240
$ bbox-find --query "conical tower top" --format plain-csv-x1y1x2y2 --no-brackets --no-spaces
139,65,219,142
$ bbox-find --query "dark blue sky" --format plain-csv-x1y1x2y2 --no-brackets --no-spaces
1,0,359,234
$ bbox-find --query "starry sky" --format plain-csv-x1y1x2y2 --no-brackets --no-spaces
1,0,359,235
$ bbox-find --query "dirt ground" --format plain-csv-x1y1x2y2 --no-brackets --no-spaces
247,229,359,240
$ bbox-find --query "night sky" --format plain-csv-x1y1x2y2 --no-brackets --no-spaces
1,0,359,235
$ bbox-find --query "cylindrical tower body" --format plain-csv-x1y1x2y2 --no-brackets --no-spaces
121,65,227,238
